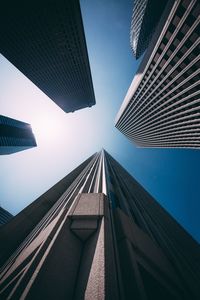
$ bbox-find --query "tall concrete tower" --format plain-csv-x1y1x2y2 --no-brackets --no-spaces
0,150,199,299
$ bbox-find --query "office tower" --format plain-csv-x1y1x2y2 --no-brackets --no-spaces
0,0,95,113
116,0,200,148
0,207,13,226
0,150,199,299
130,0,167,59
0,115,36,155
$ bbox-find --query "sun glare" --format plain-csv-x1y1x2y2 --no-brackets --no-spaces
31,113,63,144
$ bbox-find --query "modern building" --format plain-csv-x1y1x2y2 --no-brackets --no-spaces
0,0,95,113
0,150,199,299
116,0,200,148
0,207,13,226
0,115,37,155
130,0,167,59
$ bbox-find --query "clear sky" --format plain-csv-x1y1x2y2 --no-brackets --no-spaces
0,0,200,243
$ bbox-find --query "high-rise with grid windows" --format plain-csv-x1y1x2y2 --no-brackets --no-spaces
0,115,36,155
0,150,199,299
0,0,95,113
130,0,168,59
116,0,200,148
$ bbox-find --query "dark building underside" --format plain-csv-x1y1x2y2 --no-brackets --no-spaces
0,0,95,113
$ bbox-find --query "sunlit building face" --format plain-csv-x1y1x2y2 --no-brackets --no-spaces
116,0,200,149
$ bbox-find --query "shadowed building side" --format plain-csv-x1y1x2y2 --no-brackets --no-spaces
0,207,13,226
0,0,95,113
0,115,36,155
130,0,167,59
0,150,199,299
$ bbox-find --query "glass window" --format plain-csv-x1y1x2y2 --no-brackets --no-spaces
172,15,180,26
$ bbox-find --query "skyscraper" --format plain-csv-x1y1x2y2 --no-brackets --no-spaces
0,150,199,299
0,207,13,226
116,0,200,148
0,0,95,113
0,115,36,155
130,0,168,59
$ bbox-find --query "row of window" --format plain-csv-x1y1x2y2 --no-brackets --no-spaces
119,0,199,122
117,43,199,128
0,136,35,146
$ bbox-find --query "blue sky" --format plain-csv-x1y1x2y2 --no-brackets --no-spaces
0,0,200,243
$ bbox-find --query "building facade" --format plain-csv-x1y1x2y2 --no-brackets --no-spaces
116,0,200,148
130,0,168,59
0,0,95,113
0,150,199,299
0,115,36,155
0,207,13,226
